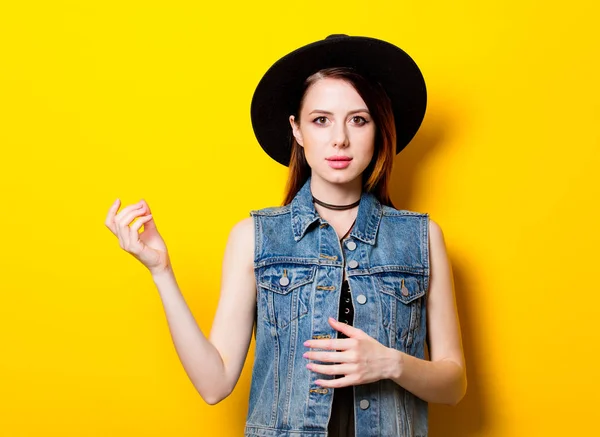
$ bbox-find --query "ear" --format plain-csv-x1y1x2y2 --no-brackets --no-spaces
289,115,303,147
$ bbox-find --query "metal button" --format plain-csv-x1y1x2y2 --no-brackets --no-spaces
359,399,370,410
279,276,290,286
401,279,409,296
346,241,357,251
344,307,350,314
357,294,367,304
348,260,359,269
344,297,351,304
342,319,349,324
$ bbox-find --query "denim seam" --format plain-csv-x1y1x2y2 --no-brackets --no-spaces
255,257,320,268
404,389,413,436
303,262,319,429
381,208,428,217
244,425,327,436
283,304,299,426
251,205,291,217
393,383,403,435
423,213,431,295
271,313,280,427
250,212,261,264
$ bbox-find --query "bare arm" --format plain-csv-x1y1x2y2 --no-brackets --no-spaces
152,217,256,405
387,218,467,405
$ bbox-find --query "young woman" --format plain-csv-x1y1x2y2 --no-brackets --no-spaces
105,34,466,437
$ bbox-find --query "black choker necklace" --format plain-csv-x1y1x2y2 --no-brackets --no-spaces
312,195,360,211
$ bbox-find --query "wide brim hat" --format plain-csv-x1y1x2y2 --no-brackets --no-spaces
250,34,427,167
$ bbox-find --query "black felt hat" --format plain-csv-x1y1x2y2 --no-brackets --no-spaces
250,34,427,167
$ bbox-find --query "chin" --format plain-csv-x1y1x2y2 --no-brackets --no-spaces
314,168,363,185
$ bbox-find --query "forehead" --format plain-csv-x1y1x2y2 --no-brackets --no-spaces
301,77,366,111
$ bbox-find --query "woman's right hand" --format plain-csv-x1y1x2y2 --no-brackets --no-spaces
105,198,171,275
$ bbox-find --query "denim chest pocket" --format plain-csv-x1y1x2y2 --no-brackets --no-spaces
375,272,426,349
256,263,317,329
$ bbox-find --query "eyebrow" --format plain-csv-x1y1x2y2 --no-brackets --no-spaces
307,109,370,115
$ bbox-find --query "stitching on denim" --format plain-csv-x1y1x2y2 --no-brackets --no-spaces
270,302,279,427
283,295,300,426
251,204,291,217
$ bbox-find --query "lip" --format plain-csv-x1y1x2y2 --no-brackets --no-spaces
327,159,351,169
326,156,353,161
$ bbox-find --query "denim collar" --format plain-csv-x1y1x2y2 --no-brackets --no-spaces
290,175,382,244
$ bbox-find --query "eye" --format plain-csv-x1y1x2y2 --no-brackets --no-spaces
351,116,368,125
312,116,328,125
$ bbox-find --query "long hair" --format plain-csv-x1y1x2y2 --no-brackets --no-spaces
282,67,397,208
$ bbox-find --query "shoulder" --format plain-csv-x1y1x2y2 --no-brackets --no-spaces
380,204,429,218
428,218,443,238
379,205,444,247
227,217,255,254
249,204,291,217
427,217,448,257
229,203,293,247
231,216,254,235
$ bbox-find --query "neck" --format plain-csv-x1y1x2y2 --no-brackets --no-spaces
309,173,362,218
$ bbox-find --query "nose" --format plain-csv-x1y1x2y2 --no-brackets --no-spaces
331,122,349,149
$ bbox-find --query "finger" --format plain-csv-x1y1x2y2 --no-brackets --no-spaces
314,376,354,389
307,362,353,376
114,200,145,223
328,317,364,338
304,337,356,351
139,200,157,230
104,198,121,234
128,214,153,254
304,350,351,363
114,202,145,246
115,204,146,228
116,207,147,248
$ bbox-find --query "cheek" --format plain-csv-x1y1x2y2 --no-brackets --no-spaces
300,129,326,153
352,130,376,152
302,143,321,167
302,126,326,143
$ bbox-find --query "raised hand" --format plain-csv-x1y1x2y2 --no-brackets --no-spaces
105,198,171,275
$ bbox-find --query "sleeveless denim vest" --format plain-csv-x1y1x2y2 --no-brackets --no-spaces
245,176,430,437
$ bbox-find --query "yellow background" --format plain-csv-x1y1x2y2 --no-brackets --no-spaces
1,1,598,436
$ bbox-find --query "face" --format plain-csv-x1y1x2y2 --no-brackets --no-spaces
289,77,376,185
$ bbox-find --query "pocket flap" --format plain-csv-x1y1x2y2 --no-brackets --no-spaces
257,263,317,295
377,273,425,304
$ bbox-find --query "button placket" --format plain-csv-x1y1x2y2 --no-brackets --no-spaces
337,223,356,340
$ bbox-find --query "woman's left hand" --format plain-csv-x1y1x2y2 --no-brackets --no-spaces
303,317,403,388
